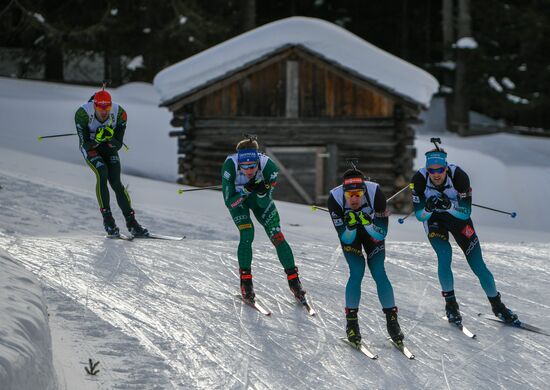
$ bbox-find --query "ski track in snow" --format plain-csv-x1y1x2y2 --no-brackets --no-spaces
2,170,550,389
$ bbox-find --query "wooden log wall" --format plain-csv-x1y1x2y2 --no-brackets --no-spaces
189,52,395,119
171,117,416,209
166,48,419,209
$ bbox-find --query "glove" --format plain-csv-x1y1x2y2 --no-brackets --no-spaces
357,211,372,226
255,181,270,195
344,211,358,229
425,196,438,212
95,126,114,143
244,177,270,195
437,194,452,210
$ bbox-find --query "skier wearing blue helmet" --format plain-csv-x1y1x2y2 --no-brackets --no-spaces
410,145,518,325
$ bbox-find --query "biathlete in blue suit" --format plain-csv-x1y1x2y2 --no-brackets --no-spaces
410,147,518,324
328,168,404,345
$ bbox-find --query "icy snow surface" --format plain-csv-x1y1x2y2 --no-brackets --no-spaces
154,17,439,108
1,77,550,389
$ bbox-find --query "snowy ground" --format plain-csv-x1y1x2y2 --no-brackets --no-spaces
1,77,550,389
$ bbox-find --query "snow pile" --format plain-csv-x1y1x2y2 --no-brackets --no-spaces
154,16,439,107
454,37,478,49
0,249,56,390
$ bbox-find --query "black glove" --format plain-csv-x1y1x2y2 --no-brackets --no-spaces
344,211,359,229
437,194,452,210
244,177,270,195
255,181,270,195
425,196,438,212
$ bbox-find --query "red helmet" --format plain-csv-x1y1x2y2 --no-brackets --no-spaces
93,90,112,110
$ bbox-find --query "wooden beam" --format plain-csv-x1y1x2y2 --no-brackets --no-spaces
285,60,299,118
265,147,314,204
292,47,420,110
315,147,326,203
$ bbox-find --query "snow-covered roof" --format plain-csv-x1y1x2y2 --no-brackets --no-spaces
154,17,439,108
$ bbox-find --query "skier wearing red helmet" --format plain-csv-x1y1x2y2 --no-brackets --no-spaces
75,88,148,238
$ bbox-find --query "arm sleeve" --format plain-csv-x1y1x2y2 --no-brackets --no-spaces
364,186,388,240
447,167,472,220
411,171,433,222
109,106,127,150
75,107,97,152
221,159,245,209
327,193,356,245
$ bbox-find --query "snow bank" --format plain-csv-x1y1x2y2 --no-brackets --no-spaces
0,248,56,390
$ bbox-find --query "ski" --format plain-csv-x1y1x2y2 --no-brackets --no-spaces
236,294,271,316
388,338,415,359
106,233,134,241
296,296,316,316
478,313,550,337
340,338,378,359
132,233,185,241
442,316,477,338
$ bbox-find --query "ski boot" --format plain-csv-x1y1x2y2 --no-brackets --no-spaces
125,211,149,237
240,268,255,301
443,291,462,324
345,308,361,346
383,307,404,343
489,292,518,323
285,267,306,301
102,209,119,237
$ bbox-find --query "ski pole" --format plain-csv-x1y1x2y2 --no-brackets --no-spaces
38,132,129,151
177,185,222,194
398,203,517,224
472,203,517,218
387,184,410,203
311,205,329,213
38,133,77,140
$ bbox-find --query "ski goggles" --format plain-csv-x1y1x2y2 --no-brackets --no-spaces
240,162,258,170
427,166,446,174
94,102,112,110
344,189,365,199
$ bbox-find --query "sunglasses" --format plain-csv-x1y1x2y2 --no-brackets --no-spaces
427,166,446,174
344,189,365,199
95,103,112,110
240,162,258,170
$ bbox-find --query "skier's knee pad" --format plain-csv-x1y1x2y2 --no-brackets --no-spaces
270,231,286,247
239,223,254,244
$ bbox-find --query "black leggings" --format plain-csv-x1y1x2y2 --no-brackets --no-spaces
85,150,132,215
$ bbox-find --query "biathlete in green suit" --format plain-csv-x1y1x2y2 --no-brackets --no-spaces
75,89,148,237
221,137,306,301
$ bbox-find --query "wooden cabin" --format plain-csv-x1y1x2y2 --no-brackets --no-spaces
154,17,438,209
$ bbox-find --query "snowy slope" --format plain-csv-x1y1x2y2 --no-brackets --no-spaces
1,78,550,389
0,250,56,390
